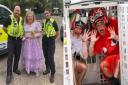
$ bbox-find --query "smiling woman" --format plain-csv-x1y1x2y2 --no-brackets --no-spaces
0,4,12,55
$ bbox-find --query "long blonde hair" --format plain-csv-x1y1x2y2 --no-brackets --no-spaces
24,10,36,24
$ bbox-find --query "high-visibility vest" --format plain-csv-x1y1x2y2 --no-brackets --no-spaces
43,18,56,37
7,15,23,38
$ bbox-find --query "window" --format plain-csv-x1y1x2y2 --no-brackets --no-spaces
0,7,11,24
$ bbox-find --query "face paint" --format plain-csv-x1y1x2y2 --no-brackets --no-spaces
74,26,82,35
96,20,106,36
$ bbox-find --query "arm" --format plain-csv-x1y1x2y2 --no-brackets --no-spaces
71,43,76,56
34,22,42,38
89,41,95,57
55,31,59,38
81,30,90,59
3,26,7,33
41,21,45,35
35,32,42,38
108,26,119,41
3,17,11,33
70,13,76,29
113,35,118,41
82,41,88,59
70,33,76,56
89,30,99,57
53,20,59,38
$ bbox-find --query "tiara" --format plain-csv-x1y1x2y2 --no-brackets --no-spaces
89,8,104,23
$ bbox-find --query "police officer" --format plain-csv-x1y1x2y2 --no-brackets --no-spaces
42,8,59,83
3,5,24,84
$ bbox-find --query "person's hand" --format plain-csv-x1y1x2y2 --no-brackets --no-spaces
81,30,91,42
108,26,117,40
31,30,35,38
90,30,99,43
22,37,26,41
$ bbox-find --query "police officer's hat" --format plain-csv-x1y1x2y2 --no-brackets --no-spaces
75,20,84,29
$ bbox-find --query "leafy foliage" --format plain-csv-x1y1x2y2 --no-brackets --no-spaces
0,0,63,16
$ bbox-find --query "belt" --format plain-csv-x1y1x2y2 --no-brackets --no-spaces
8,35,21,40
43,35,55,39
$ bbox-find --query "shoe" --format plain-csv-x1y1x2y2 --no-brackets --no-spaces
111,77,120,85
36,72,39,77
6,75,12,84
13,69,21,75
50,75,54,83
43,70,50,75
109,77,114,84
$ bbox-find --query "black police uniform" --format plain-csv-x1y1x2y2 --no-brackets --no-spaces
42,19,58,75
3,16,23,77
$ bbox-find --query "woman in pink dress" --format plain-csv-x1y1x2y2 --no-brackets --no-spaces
21,10,42,76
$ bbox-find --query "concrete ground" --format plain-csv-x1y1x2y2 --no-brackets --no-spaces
0,16,63,85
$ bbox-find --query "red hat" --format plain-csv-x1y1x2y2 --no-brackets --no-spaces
88,7,108,27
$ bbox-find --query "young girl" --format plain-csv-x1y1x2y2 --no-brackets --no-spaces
21,10,43,76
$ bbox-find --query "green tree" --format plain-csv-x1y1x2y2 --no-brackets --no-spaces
0,0,63,15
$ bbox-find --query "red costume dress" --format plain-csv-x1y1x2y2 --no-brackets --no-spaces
88,7,120,76
94,17,120,75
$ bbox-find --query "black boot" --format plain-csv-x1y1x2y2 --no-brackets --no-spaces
13,69,21,75
43,69,50,75
108,77,114,84
6,75,12,84
50,75,54,83
111,77,120,85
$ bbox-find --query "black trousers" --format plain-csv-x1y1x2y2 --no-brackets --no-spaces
7,36,22,76
42,36,56,75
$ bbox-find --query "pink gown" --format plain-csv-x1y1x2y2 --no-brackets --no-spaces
21,21,43,75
